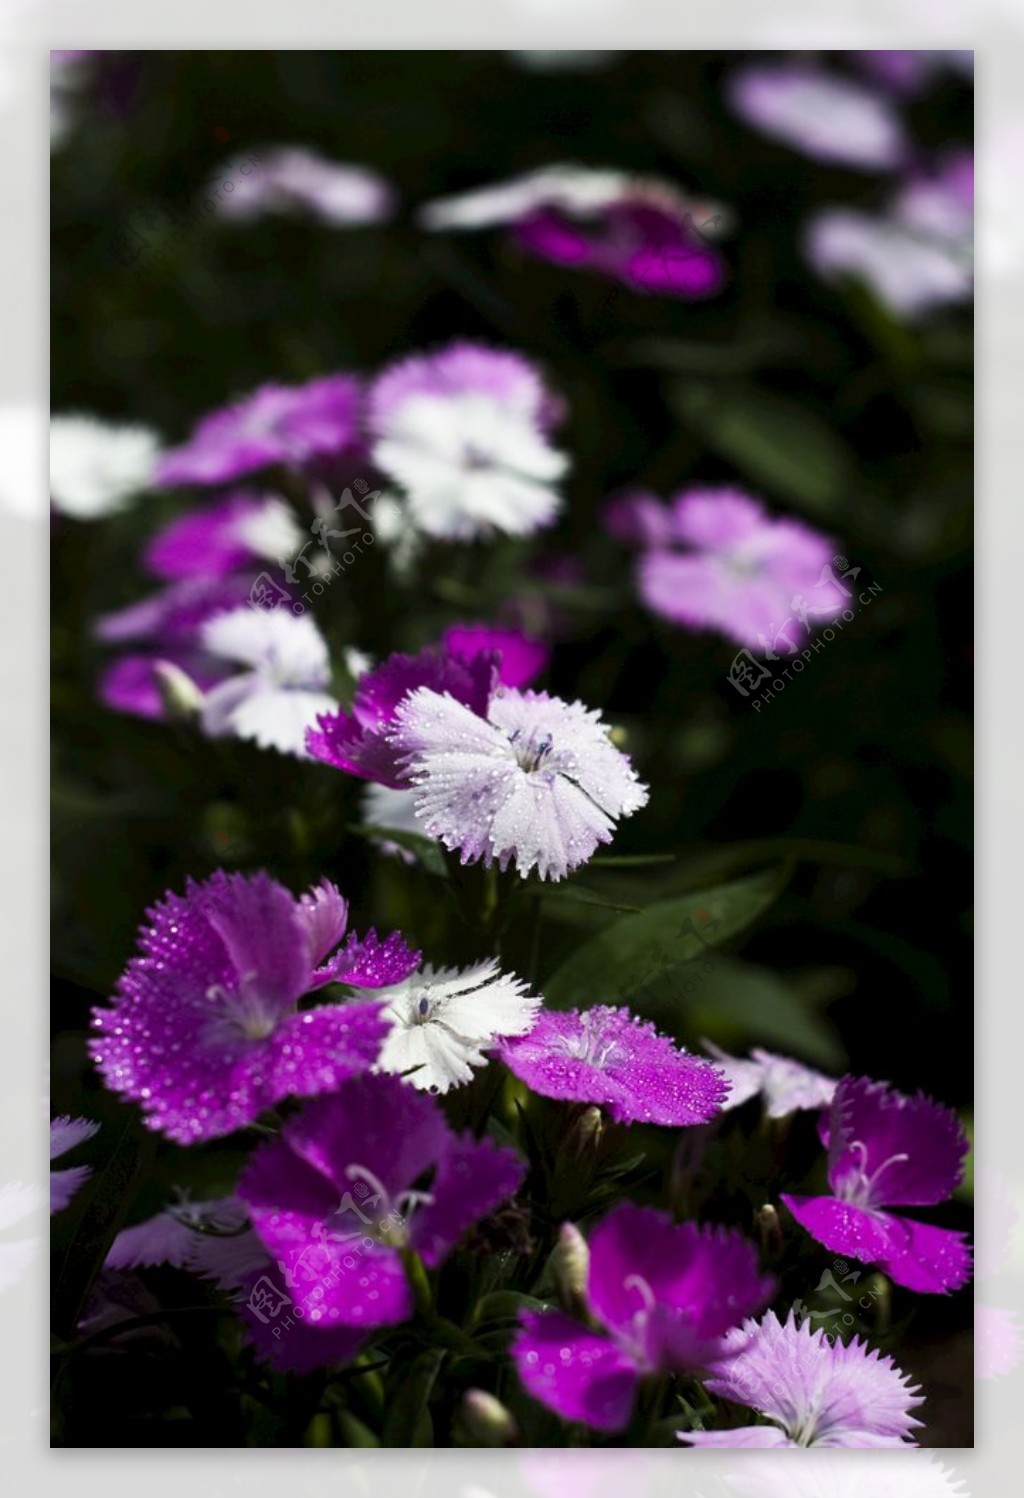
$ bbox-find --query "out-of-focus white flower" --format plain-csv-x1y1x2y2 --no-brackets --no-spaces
213,147,394,226
199,606,337,757
50,414,161,519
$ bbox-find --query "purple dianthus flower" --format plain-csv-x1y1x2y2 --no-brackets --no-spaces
238,1073,525,1330
90,871,419,1143
500,1006,728,1125
781,1075,972,1294
156,375,362,488
512,1201,773,1432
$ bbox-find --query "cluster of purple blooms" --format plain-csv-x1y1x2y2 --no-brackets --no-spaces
55,60,974,1444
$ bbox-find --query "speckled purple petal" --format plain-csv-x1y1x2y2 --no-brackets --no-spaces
826,1075,969,1207
409,1132,525,1268
499,1007,728,1126
512,1308,639,1432
89,872,398,1143
319,927,422,988
307,644,497,786
239,1278,368,1373
781,1193,971,1294
586,1202,773,1368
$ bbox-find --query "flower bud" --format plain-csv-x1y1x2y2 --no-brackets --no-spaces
459,1388,518,1446
754,1203,783,1261
553,1220,590,1312
568,1104,604,1156
153,659,204,720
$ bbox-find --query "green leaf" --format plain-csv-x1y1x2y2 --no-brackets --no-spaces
348,823,449,878
672,382,854,517
543,865,789,1008
381,1348,445,1447
678,957,845,1070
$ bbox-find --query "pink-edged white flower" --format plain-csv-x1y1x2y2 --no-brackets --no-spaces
389,685,649,881
213,147,394,226
727,63,907,172
50,414,161,519
50,1115,99,1213
347,959,541,1094
144,491,305,581
199,606,337,757
704,1042,837,1119
679,1309,924,1447
420,164,730,300
368,342,569,541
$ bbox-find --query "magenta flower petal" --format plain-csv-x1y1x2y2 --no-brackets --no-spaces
780,1194,972,1295
444,623,549,689
500,1006,727,1125
827,1075,969,1207
308,644,497,787
89,871,406,1143
512,1309,639,1432
410,1133,526,1268
157,375,362,488
239,1281,368,1373
143,491,298,580
586,1203,774,1368
319,926,421,988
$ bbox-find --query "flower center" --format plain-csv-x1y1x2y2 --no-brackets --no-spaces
557,1012,625,1070
507,725,556,774
205,974,283,1043
320,1163,437,1250
835,1140,911,1209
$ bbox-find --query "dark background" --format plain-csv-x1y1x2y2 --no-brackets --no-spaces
51,50,973,1446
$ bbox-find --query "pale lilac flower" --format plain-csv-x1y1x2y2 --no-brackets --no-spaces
390,686,649,881
348,959,541,1094
500,1006,727,1125
704,1042,837,1119
679,1309,924,1447
107,1196,268,1289
50,1116,99,1212
50,415,161,519
781,1075,972,1293
727,63,907,171
609,486,843,652
852,50,942,97
308,642,497,787
156,375,361,488
368,342,568,540
238,1073,525,1329
90,870,419,1144
420,165,730,299
144,492,304,580
199,607,338,757
512,1201,773,1432
212,147,394,226
805,152,973,319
